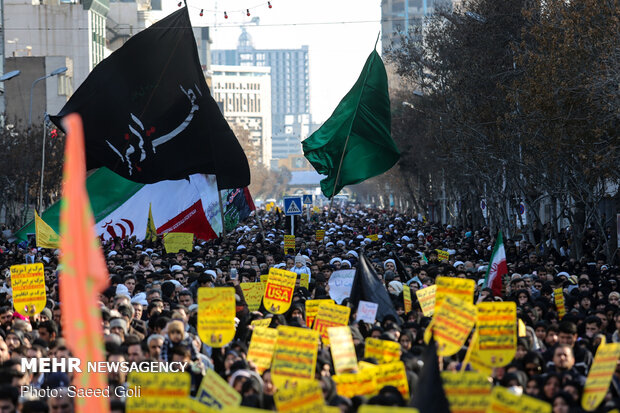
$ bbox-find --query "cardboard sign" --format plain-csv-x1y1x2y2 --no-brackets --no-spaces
359,407,418,413
435,249,450,261
305,299,334,328
328,326,358,375
403,285,412,313
328,269,356,304
247,327,278,375
429,295,476,356
126,372,190,413
416,285,436,317
315,230,325,242
476,302,516,367
436,276,475,310
284,235,295,253
356,300,378,324
300,273,310,290
10,263,46,315
251,318,271,329
313,302,351,344
581,343,620,411
195,368,241,410
442,371,492,413
364,337,401,364
272,326,319,387
333,368,377,398
240,282,264,312
554,288,565,320
197,287,236,348
274,379,324,412
487,386,551,413
462,332,493,377
263,268,297,314
374,361,409,399
163,232,193,253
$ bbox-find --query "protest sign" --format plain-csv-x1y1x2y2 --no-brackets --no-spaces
328,326,358,375
305,299,334,328
163,232,193,253
435,276,475,309
316,229,325,242
263,268,297,314
272,326,319,387
476,302,516,367
374,361,409,399
356,300,378,324
251,318,272,328
197,287,236,347
415,285,436,317
274,379,324,412
10,263,46,315
441,371,492,413
487,386,551,413
403,285,412,313
428,295,476,356
195,368,241,410
333,368,377,398
328,269,356,304
359,407,418,413
240,282,264,312
462,332,493,377
284,235,295,253
554,288,565,319
366,234,379,241
313,302,351,345
300,273,310,290
435,249,450,261
581,343,620,411
364,337,401,364
247,327,278,375
126,372,190,413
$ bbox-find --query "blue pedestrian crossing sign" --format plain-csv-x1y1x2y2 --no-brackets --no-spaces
284,196,303,216
303,194,313,205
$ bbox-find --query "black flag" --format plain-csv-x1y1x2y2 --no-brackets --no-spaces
411,340,451,412
50,7,250,189
349,252,401,324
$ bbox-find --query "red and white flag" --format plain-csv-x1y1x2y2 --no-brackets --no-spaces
483,231,507,296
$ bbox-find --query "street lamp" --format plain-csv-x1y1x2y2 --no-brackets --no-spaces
0,70,21,83
30,66,67,212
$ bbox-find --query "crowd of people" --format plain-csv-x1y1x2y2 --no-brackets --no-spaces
0,205,618,413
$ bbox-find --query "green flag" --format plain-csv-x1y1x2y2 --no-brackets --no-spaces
302,49,400,198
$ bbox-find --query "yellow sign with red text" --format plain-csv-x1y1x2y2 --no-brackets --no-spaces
197,287,236,347
11,263,46,315
263,268,297,314
476,302,516,367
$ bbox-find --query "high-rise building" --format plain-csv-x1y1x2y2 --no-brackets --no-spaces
212,29,310,168
210,65,272,167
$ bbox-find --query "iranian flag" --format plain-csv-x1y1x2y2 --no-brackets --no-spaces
483,231,507,296
15,167,222,243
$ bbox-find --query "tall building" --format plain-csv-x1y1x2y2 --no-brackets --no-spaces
211,29,311,168
210,65,272,167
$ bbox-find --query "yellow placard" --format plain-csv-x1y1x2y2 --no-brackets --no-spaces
518,319,527,337
429,295,477,356
260,274,269,283
11,263,46,315
247,327,278,375
274,379,324,412
299,273,310,290
333,368,377,398
367,234,379,241
316,230,325,242
195,368,241,410
284,235,295,253
462,332,493,377
403,285,412,313
222,407,265,413
436,276,475,310
251,318,272,328
163,232,193,253
581,343,620,411
374,361,409,399
126,372,190,413
364,337,402,364
305,299,334,328
240,282,264,312
554,288,565,320
359,407,418,413
263,268,297,314
476,302,516,367
436,249,450,261
197,287,236,347
272,326,319,387
487,386,551,413
416,285,436,317
328,326,358,375
313,302,351,345
442,371,491,413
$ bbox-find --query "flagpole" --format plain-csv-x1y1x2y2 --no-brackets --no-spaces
217,190,227,240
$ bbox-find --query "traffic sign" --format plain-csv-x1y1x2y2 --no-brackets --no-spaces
303,194,313,205
284,196,303,216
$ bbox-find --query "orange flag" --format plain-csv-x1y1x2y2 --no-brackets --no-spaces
59,114,110,413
